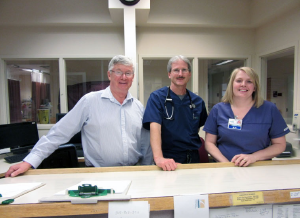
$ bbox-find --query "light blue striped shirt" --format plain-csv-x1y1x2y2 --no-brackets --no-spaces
24,86,153,168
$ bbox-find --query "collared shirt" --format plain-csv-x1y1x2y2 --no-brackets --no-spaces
24,86,153,168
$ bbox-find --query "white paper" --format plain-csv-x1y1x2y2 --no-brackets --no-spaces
55,180,131,196
174,194,209,218
291,191,300,198
210,205,272,218
108,201,149,218
0,148,10,154
0,182,44,203
273,204,300,218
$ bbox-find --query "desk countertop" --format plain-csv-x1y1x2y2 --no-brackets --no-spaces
1,160,300,217
2,146,300,175
0,154,22,176
0,154,86,177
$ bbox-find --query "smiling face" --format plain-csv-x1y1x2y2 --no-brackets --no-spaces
232,70,256,100
168,59,191,88
107,63,134,95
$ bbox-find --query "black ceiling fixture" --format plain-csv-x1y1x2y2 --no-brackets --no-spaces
120,0,140,6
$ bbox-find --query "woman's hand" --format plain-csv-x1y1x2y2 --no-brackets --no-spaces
231,154,257,167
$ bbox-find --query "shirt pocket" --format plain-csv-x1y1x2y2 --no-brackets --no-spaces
190,109,201,133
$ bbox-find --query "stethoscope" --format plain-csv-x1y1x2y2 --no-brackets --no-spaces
164,86,195,120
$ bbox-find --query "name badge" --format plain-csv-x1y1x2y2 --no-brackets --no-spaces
228,118,242,130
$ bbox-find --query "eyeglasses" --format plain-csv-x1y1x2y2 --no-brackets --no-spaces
111,70,134,78
172,68,189,74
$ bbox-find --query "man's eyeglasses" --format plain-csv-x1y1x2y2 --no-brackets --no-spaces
172,68,189,74
111,70,134,78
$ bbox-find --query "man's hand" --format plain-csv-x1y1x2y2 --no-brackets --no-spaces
155,157,178,171
5,162,32,177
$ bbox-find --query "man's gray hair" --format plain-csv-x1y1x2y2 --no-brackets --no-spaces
167,55,191,73
108,55,134,72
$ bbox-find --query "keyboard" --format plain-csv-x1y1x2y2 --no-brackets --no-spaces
5,152,29,164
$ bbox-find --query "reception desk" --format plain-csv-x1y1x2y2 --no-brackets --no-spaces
1,160,300,217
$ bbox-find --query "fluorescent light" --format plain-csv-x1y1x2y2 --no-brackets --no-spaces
22,69,32,72
22,68,43,73
216,60,233,66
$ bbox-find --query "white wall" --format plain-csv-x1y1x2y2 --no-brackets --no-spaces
0,0,112,25
254,5,300,148
0,26,124,56
148,0,250,27
255,6,300,55
137,27,255,56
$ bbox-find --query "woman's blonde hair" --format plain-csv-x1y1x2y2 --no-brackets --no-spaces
221,67,264,108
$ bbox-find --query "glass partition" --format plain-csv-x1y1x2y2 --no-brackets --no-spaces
143,59,192,106
6,59,59,124
65,59,110,110
204,59,245,112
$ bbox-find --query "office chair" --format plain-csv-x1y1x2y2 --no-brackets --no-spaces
198,137,210,163
37,144,79,169
56,113,84,157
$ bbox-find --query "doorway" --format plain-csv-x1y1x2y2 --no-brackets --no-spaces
261,47,295,125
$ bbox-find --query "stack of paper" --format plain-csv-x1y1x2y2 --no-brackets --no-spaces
39,180,132,204
0,183,45,204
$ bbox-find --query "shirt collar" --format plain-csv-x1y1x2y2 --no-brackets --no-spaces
102,86,133,105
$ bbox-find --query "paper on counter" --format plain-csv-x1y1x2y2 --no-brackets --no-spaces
109,201,149,218
174,194,209,218
0,182,45,203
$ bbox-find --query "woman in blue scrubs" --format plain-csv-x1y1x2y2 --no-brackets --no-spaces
203,67,289,167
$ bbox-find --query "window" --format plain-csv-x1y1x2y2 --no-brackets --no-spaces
143,59,192,106
6,59,59,124
204,59,245,112
65,59,111,110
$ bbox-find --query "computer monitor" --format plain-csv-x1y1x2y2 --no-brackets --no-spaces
56,113,82,145
0,122,39,154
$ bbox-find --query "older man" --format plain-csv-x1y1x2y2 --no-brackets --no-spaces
143,55,207,171
6,55,153,177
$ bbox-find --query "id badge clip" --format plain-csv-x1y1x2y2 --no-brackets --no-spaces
228,116,242,130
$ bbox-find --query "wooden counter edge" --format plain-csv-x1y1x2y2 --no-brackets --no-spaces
2,188,300,217
1,159,299,178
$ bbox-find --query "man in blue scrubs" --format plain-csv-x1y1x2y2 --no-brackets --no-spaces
143,55,207,171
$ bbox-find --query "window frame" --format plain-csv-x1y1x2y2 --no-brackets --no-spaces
0,56,113,128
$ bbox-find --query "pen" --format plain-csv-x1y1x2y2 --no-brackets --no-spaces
0,193,14,205
1,199,14,205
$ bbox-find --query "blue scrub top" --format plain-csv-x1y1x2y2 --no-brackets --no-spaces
203,101,290,161
143,86,208,162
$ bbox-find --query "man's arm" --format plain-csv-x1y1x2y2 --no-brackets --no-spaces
139,127,154,165
150,122,178,171
5,161,32,177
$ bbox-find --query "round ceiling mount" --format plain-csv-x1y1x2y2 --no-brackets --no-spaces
120,0,140,6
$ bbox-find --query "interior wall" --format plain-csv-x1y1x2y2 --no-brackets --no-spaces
137,27,255,56
148,0,251,27
0,0,111,25
255,5,300,52
0,26,124,56
254,6,300,147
